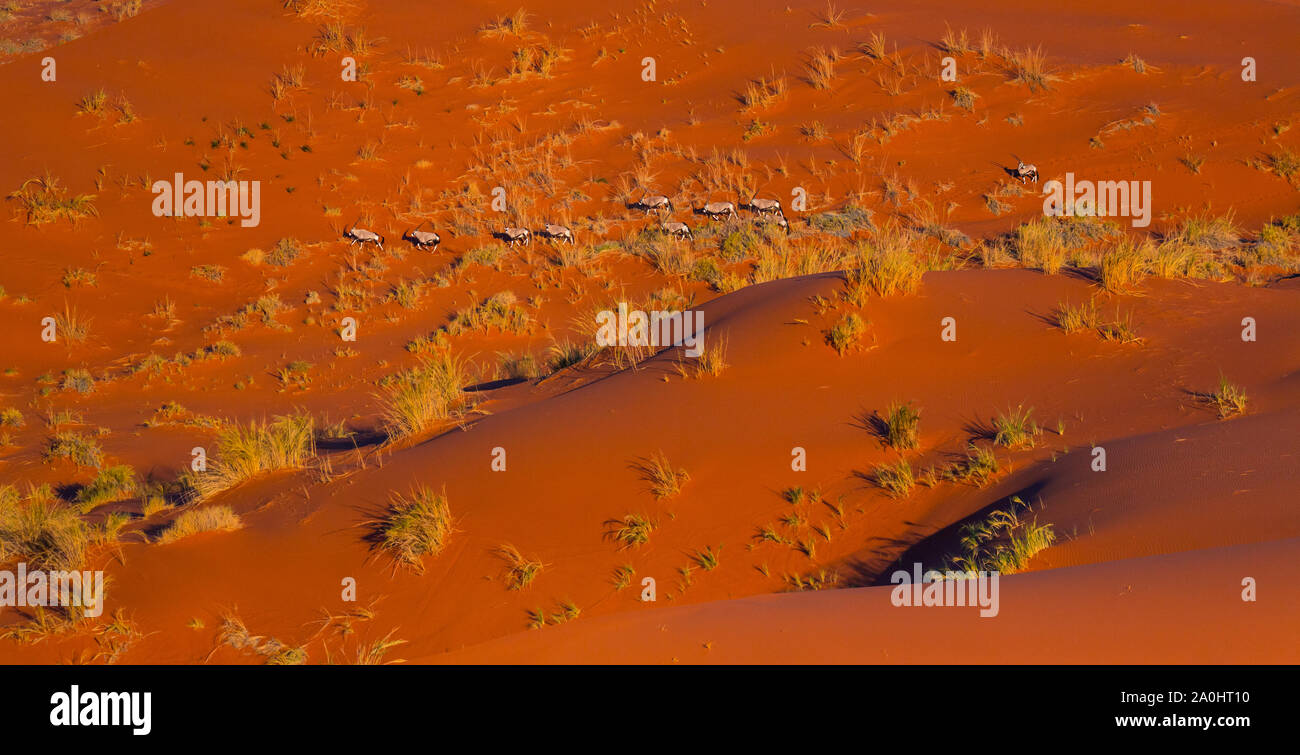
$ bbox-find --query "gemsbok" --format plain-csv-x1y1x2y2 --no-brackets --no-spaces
759,212,790,233
402,222,440,251
632,194,673,214
697,201,737,220
663,221,693,240
538,224,575,244
1015,160,1039,184
500,226,532,246
343,219,384,250
747,197,783,217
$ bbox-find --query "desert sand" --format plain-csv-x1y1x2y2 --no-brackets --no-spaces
0,0,1296,664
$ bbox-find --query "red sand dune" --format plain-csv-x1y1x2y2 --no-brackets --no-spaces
0,0,1297,664
431,537,1300,664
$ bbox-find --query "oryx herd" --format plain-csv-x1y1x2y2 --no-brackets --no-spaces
337,191,793,253
338,157,1040,253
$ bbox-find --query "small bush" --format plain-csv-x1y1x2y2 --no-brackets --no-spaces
43,431,103,468
380,353,473,439
377,486,452,572
156,505,243,544
605,514,656,549
993,406,1040,449
883,401,921,450
497,543,544,589
0,485,100,570
190,414,314,498
1207,375,1248,419
76,465,137,510
826,313,867,355
636,451,689,499
872,459,915,498
941,497,1055,574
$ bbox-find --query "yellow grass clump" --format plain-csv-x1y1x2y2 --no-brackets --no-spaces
190,414,315,498
377,486,453,572
156,506,243,544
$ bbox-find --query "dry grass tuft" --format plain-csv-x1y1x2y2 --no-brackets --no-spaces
635,451,689,499
376,486,453,572
156,505,243,544
189,414,315,498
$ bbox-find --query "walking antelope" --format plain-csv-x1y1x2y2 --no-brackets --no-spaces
632,194,673,214
1015,160,1039,184
747,197,783,217
759,212,789,233
402,222,440,251
538,224,575,244
663,221,693,240
343,220,384,250
697,201,737,220
500,226,532,246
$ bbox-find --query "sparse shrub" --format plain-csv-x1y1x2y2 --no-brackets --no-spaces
0,485,99,571
883,401,921,450
156,505,242,544
950,86,978,111
190,414,315,497
75,465,137,510
1149,240,1200,278
636,451,689,499
695,336,728,377
54,303,90,344
692,545,721,570
61,267,97,288
805,46,838,90
444,291,532,336
1171,212,1239,252
497,351,543,380
1097,309,1142,343
1180,153,1205,174
547,340,598,372
992,406,1040,449
77,89,109,115
849,225,924,296
1265,148,1300,184
872,459,915,498
379,353,473,439
808,205,873,237
8,174,97,225
377,486,452,572
1007,45,1052,91
605,514,656,549
941,496,1054,574
61,368,95,394
1206,375,1248,419
43,431,103,468
266,237,305,267
949,444,999,486
826,312,867,355
1098,238,1149,292
480,8,529,38
1015,218,1066,274
1055,299,1099,333
497,543,543,589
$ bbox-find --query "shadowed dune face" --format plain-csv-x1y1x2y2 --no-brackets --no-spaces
0,0,1297,664
427,537,1300,665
